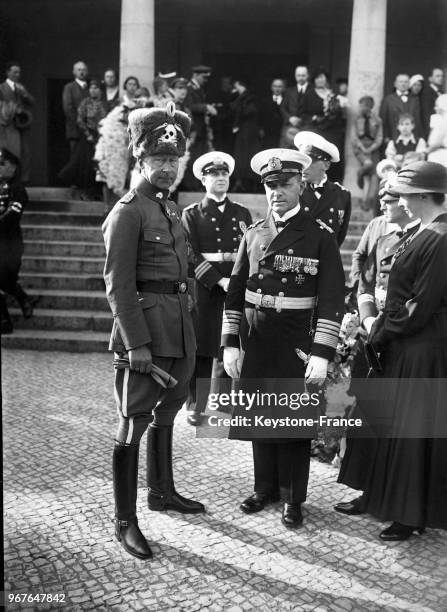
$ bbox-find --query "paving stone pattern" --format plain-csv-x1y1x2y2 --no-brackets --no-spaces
3,349,447,612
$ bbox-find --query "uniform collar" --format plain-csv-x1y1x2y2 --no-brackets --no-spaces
206,193,227,204
312,175,328,189
134,175,170,201
271,202,300,223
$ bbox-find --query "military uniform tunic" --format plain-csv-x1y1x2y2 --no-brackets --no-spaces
182,196,252,357
222,209,345,367
357,224,420,322
300,179,351,246
102,175,196,418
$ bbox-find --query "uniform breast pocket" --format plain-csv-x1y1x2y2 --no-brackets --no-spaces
143,229,172,262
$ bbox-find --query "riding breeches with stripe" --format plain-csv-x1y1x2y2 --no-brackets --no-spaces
113,354,195,445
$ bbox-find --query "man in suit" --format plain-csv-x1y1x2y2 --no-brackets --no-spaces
421,67,445,138
182,151,252,426
294,131,351,247
259,78,285,148
380,73,422,143
280,65,309,130
0,62,35,182
102,102,205,561
62,61,89,152
183,65,217,189
222,147,345,528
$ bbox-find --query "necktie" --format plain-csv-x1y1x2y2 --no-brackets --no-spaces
364,116,372,139
275,220,287,229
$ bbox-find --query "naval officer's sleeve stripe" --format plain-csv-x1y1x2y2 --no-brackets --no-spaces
195,260,213,278
316,319,340,332
314,318,340,349
358,293,375,305
313,332,339,348
222,310,242,335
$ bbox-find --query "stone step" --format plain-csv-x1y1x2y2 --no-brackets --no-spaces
21,255,105,274
22,210,103,226
22,224,103,243
1,328,109,352
20,272,105,291
22,288,109,310
10,307,111,332
29,199,104,214
24,240,105,258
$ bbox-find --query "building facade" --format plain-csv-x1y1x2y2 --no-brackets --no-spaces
1,0,446,186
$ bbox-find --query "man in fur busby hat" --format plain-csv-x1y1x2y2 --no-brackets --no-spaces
102,102,205,561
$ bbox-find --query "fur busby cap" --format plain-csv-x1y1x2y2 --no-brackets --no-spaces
127,101,191,159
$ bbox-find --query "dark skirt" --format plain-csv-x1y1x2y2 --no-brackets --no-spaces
360,312,447,529
58,137,96,189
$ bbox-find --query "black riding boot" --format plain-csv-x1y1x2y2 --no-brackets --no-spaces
113,442,152,559
147,424,205,513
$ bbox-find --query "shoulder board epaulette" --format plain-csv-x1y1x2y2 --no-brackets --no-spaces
316,218,335,234
334,181,348,191
246,218,264,230
120,189,136,204
183,202,200,211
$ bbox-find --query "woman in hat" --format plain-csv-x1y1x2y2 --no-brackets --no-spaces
358,161,447,540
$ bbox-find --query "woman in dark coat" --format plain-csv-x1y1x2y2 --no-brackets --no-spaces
344,161,447,541
231,79,261,192
0,148,36,332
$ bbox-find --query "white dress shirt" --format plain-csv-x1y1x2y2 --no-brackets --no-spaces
272,203,301,231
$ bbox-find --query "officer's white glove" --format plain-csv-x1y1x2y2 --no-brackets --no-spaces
218,277,230,292
206,104,218,116
363,316,376,335
223,347,241,378
305,355,328,387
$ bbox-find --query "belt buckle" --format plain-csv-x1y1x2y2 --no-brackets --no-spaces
260,294,275,308
222,252,232,262
176,281,187,294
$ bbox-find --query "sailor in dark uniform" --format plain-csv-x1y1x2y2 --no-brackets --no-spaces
102,102,205,561
182,151,252,425
294,131,351,246
222,148,345,528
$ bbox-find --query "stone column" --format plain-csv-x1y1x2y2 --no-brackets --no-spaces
119,0,155,93
437,0,447,91
343,0,387,197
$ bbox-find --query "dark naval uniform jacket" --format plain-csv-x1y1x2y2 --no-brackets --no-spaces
222,208,345,370
221,208,345,441
358,223,420,324
102,176,196,358
300,178,351,246
182,196,252,357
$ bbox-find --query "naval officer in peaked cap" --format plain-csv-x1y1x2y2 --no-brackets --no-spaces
221,147,345,528
294,131,351,246
182,151,252,426
102,102,205,561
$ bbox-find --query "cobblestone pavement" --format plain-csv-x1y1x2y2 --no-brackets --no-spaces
3,349,447,612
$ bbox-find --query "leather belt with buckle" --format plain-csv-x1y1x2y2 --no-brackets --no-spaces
245,289,317,310
137,280,188,294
